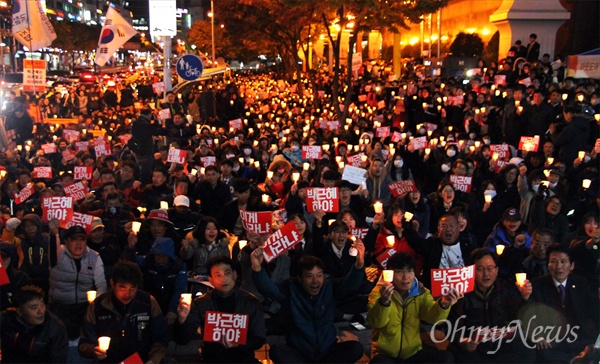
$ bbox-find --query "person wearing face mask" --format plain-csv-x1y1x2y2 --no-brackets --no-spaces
517,167,544,226
386,152,414,182
471,180,506,243
92,192,135,249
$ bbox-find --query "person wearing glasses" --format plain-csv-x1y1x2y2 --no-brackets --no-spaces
447,248,534,363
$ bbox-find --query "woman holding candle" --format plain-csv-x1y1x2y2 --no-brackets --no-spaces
484,208,532,253
470,180,506,243
403,189,431,238
180,216,230,277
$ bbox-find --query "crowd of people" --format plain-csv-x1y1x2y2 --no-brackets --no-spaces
0,53,599,364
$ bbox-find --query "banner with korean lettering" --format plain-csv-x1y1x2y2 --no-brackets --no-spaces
326,121,340,131
518,136,540,152
41,143,57,154
346,153,365,167
15,184,35,204
75,141,90,152
262,221,302,263
118,134,132,145
430,264,475,297
302,146,322,160
229,118,243,131
203,311,249,345
349,228,369,240
62,149,76,162
65,212,95,233
239,210,272,235
376,247,397,268
411,136,428,150
391,132,402,143
33,166,52,179
42,196,74,228
449,175,473,193
94,143,112,157
62,129,80,143
167,148,186,164
490,144,510,159
63,182,88,201
376,126,390,138
73,166,93,180
388,180,418,197
306,187,339,213
200,156,217,167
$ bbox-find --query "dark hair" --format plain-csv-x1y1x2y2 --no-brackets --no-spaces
296,255,325,277
111,261,143,286
387,252,415,270
546,244,573,263
531,228,554,242
204,165,219,174
471,247,497,264
152,167,168,177
193,216,221,245
206,255,235,277
104,192,122,203
13,285,45,307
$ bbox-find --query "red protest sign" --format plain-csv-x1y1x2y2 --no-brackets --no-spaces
200,156,217,167
15,184,35,204
518,136,540,152
41,196,74,228
118,134,132,145
62,129,79,143
41,143,57,154
259,105,270,114
391,132,402,143
302,146,322,160
74,141,89,152
240,209,272,235
73,166,93,180
376,247,398,268
158,108,171,121
326,120,340,131
430,264,475,297
33,166,52,179
494,159,508,174
262,221,302,263
203,311,249,345
63,181,88,201
62,149,76,162
376,126,390,138
388,180,418,197
425,123,438,132
167,148,186,164
306,187,339,213
349,228,369,240
0,259,9,286
449,175,473,193
229,118,243,131
410,136,428,150
346,153,364,167
94,143,112,157
65,212,94,233
490,144,510,159
358,94,367,102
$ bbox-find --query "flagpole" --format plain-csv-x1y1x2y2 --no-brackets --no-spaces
24,0,37,97
163,36,172,94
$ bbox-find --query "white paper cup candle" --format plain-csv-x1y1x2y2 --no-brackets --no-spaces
131,221,141,234
583,179,592,189
87,290,96,303
386,235,395,247
484,194,492,203
374,201,383,214
181,293,192,305
267,171,274,179
404,211,414,221
292,172,300,182
496,245,505,255
262,194,269,204
160,201,169,210
348,247,358,256
98,336,111,352
382,270,394,282
191,168,198,176
515,273,527,287
200,167,205,175
303,162,310,170
328,219,336,226
239,240,247,250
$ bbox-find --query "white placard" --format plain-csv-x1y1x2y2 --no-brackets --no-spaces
341,165,367,185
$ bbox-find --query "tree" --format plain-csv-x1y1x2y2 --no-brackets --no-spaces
483,31,499,64
449,32,484,58
50,19,100,69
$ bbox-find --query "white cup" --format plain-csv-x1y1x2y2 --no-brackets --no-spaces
86,290,96,303
382,270,394,282
181,293,192,305
386,235,395,247
515,273,527,287
160,201,169,210
348,247,358,257
374,201,383,214
404,211,414,221
131,221,141,234
239,240,247,250
98,336,111,352
583,179,592,189
495,245,505,255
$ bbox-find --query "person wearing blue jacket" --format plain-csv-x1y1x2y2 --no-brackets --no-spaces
485,207,532,252
250,243,367,363
130,237,187,326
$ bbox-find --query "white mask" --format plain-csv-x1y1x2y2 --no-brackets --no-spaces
441,164,451,173
532,184,540,192
446,149,456,158
243,148,252,156
483,138,491,145
394,160,404,168
232,165,240,172
549,182,558,189
484,190,497,199
291,145,299,151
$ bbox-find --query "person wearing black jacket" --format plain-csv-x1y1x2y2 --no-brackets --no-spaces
130,107,163,184
1,285,68,363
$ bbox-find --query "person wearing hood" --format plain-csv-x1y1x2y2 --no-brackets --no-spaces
129,237,187,326
367,252,461,363
549,105,592,169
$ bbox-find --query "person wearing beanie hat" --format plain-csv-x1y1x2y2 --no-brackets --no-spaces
484,208,532,253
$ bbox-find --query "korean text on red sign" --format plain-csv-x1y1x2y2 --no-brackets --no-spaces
15,184,35,205
411,136,428,150
306,187,339,213
430,264,475,297
33,166,52,179
349,228,369,240
262,221,302,263
518,136,540,152
73,166,93,180
42,196,74,228
449,175,473,193
66,212,94,233
229,118,243,130
201,156,217,167
63,182,88,201
203,311,249,345
388,180,418,197
490,144,510,159
240,209,272,235
376,247,397,268
302,145,322,160
167,148,186,164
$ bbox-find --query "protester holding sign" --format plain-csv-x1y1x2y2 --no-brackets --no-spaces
368,252,461,363
251,247,366,363
175,256,266,363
